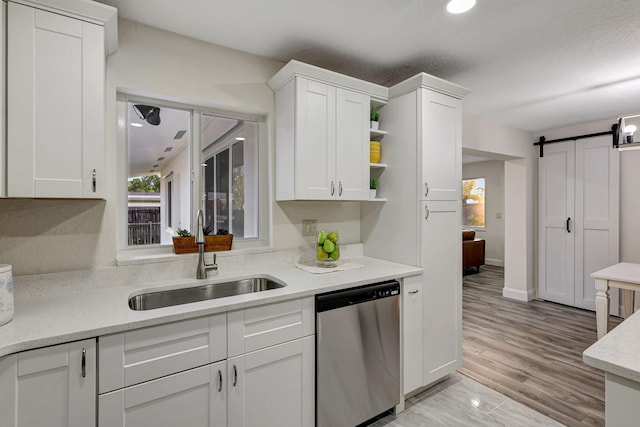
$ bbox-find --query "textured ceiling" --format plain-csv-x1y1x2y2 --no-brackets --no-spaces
98,0,640,132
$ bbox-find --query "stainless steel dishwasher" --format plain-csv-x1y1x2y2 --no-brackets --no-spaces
316,280,400,427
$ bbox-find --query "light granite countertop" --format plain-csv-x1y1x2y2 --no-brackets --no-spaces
584,308,640,382
0,248,422,358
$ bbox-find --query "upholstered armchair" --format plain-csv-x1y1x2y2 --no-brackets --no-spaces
463,230,485,272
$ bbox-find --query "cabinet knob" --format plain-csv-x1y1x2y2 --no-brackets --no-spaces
92,169,97,193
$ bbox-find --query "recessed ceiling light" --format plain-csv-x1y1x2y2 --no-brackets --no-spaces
235,137,245,141
447,0,476,14
130,123,143,127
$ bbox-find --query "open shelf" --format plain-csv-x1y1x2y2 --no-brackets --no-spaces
369,163,387,169
370,128,388,138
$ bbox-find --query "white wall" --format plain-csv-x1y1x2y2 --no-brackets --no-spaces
462,160,504,266
462,114,536,301
0,19,363,275
537,118,640,264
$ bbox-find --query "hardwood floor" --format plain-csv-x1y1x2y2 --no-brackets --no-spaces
459,265,622,427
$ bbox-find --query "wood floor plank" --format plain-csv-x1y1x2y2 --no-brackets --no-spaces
459,266,622,427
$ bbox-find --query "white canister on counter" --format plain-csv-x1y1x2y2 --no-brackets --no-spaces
0,264,14,326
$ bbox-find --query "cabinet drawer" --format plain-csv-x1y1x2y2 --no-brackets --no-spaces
228,297,314,357
99,313,226,394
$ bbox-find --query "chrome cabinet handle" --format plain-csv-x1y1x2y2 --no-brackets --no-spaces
217,369,223,392
92,169,97,193
425,206,430,220
424,182,429,197
409,289,420,294
331,181,335,196
339,181,343,196
233,365,238,387
81,348,86,378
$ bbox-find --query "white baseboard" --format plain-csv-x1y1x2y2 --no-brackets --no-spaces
502,286,535,302
485,258,504,267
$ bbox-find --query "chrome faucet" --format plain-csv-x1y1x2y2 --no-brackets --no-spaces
195,209,218,279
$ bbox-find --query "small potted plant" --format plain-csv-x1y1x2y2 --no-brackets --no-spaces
172,228,198,254
370,106,380,130
205,228,234,252
370,177,379,200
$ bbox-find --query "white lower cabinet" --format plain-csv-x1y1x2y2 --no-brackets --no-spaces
402,275,423,395
421,200,462,386
228,336,315,427
0,338,96,427
99,361,227,427
98,297,315,427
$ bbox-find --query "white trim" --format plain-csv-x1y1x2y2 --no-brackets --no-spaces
485,258,504,267
502,286,534,302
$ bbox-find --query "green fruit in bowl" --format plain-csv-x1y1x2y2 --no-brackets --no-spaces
329,246,340,260
317,230,327,245
316,246,329,261
323,239,335,254
327,231,339,244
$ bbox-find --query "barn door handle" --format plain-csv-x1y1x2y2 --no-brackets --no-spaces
566,217,571,233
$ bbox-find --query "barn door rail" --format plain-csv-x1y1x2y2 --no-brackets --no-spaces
533,124,617,157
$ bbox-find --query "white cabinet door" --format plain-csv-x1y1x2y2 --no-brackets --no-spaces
539,142,575,306
402,275,423,395
0,1,5,197
99,361,227,427
294,78,336,200
419,90,461,201
420,201,462,386
228,336,315,427
7,2,105,198
336,88,369,200
0,339,96,427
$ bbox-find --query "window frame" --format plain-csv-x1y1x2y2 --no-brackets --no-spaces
116,91,271,260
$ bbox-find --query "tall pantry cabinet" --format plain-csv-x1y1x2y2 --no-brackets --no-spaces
361,73,469,395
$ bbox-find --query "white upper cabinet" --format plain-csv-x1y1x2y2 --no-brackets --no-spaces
269,60,387,201
6,0,116,198
419,89,463,201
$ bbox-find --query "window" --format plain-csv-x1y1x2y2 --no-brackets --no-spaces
462,178,485,228
201,114,258,239
120,94,267,253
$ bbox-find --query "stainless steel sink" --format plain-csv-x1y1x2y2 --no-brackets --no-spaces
129,277,286,311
